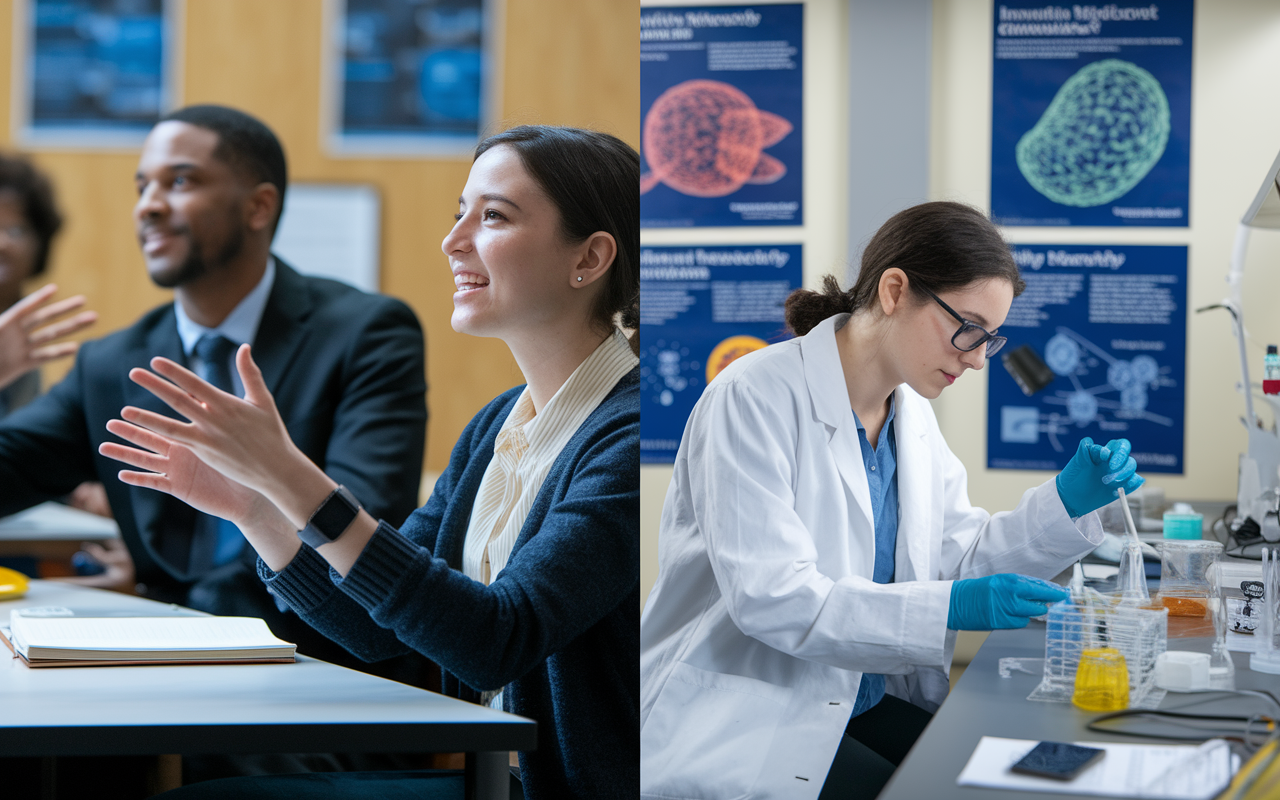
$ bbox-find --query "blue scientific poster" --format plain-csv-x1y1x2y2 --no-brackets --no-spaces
335,0,486,152
640,244,801,462
640,4,803,228
991,2,1193,227
24,0,170,144
987,244,1186,474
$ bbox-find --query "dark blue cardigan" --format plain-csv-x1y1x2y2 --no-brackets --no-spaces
262,368,640,800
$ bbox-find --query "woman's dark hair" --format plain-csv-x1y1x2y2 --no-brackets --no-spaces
474,126,640,348
785,201,1024,336
160,104,288,233
0,153,62,276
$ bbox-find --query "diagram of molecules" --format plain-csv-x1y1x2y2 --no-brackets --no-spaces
1002,326,1174,452
642,340,701,408
640,79,792,198
1016,59,1170,207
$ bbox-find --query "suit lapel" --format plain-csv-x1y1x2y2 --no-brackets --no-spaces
125,307,200,580
250,258,315,394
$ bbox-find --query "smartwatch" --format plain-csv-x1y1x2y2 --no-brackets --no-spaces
297,485,362,549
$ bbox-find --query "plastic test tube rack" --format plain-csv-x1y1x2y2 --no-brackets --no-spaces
1028,595,1169,710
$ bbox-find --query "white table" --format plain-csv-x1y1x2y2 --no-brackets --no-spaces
0,580,534,799
0,502,119,560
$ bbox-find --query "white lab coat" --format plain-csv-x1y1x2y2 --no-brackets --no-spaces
639,314,1103,800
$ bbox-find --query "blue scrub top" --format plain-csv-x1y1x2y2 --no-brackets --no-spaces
850,399,899,717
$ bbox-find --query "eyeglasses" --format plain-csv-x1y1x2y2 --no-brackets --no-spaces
920,286,1007,357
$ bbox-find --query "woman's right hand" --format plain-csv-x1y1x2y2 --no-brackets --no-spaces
948,573,1070,631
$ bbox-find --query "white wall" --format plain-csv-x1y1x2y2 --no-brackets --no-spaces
640,0,851,607
641,1,1280,608
930,0,1280,513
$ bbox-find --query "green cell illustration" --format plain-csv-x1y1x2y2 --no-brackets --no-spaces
1015,59,1170,208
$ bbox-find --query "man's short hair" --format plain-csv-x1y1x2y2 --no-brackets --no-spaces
0,152,63,276
159,105,288,233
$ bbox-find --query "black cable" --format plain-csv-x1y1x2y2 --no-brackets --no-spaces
1086,708,1275,745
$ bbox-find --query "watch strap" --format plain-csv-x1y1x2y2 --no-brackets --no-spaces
297,485,361,549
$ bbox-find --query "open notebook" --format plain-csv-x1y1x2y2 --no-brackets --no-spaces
1,613,296,667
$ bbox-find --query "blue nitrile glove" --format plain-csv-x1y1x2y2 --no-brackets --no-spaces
947,574,1070,631
1055,437,1145,518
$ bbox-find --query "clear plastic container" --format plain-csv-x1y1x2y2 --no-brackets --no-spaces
1159,540,1223,596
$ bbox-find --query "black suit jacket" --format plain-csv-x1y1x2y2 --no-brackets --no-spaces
0,261,427,653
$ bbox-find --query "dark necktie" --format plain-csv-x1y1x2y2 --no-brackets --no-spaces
189,334,244,573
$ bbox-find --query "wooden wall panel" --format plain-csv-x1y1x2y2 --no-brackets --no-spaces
0,0,638,475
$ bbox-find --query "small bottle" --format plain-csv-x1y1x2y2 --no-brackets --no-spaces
1266,345,1280,395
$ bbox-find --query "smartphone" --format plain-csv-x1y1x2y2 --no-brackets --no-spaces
1010,741,1105,781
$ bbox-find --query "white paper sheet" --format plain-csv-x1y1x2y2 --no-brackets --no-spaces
956,736,1237,799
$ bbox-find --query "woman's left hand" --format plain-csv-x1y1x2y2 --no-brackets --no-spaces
98,417,303,570
120,345,329,527
99,418,263,524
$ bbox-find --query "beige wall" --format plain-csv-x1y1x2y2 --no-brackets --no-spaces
640,0,851,607
930,0,1280,513
0,0,638,477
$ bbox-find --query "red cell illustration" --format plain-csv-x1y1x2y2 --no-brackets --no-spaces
641,79,792,198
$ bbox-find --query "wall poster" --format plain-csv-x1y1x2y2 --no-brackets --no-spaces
330,0,488,155
640,4,803,228
991,2,1193,227
987,244,1187,474
19,0,173,147
640,244,801,463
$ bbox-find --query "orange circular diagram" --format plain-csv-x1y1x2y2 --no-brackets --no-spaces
641,79,792,198
706,336,769,383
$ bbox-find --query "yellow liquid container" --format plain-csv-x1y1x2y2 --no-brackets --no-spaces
1072,647,1130,711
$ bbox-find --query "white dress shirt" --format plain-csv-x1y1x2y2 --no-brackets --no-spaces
174,257,276,398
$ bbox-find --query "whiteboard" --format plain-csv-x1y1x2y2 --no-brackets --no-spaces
272,184,381,293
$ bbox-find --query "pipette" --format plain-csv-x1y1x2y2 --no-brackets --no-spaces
1115,485,1150,603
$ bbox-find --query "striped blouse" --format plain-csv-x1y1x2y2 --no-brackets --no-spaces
461,328,639,585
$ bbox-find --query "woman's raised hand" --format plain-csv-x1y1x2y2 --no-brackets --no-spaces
0,283,97,390
99,419,261,524
99,417,304,571
120,344,309,514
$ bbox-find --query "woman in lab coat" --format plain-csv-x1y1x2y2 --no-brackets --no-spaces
639,202,1144,800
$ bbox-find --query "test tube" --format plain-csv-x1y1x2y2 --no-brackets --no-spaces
1251,547,1280,674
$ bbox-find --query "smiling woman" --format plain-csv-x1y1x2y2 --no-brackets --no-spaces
103,125,640,800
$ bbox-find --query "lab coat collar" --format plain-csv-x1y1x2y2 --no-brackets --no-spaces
800,313,936,578
800,313,875,532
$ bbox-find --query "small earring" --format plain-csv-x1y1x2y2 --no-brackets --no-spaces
576,276,583,282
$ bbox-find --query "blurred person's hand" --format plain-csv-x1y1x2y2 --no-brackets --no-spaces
0,283,96,390
54,538,136,594
68,481,113,518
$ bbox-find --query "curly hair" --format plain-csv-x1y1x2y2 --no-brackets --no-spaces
0,152,63,275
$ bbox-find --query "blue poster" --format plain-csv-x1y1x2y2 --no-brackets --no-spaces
987,244,1186,474
640,4,803,228
640,244,801,462
336,0,486,152
991,2,1193,227
26,0,170,142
